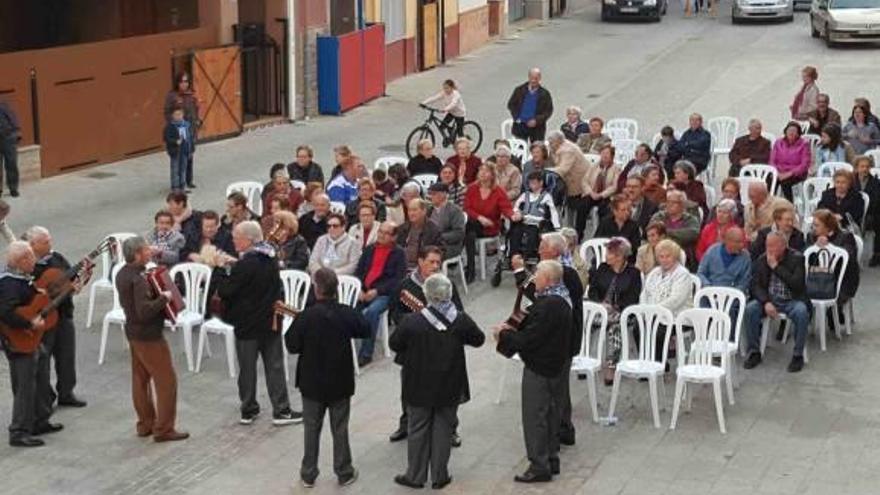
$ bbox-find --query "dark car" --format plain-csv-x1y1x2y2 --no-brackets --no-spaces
602,0,668,21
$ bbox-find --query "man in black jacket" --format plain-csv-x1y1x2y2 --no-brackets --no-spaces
299,193,331,249
26,226,87,408
0,100,21,197
0,241,58,447
287,144,325,186
354,221,406,367
743,232,810,373
216,221,299,425
623,176,659,235
496,260,572,483
388,246,463,443
285,268,369,488
507,68,554,142
391,274,484,490
512,233,583,446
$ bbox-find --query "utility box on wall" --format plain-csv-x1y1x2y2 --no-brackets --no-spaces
316,23,385,115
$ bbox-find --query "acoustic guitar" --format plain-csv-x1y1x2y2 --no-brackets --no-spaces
399,289,426,313
272,300,300,332
0,239,109,354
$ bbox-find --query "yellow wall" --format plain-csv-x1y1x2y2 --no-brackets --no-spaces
445,0,459,26
364,0,381,22
405,0,417,38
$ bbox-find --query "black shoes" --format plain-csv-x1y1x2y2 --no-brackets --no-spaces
394,475,424,489
33,422,64,435
389,427,408,442
514,470,552,483
558,431,575,446
187,183,197,189
339,468,358,486
273,409,303,426
432,477,453,489
550,458,560,475
450,432,461,448
240,411,259,425
10,436,44,447
788,356,805,373
58,395,87,408
357,356,372,368
743,352,762,370
9,190,19,197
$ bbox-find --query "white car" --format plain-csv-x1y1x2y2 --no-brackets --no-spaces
732,0,794,23
811,0,880,47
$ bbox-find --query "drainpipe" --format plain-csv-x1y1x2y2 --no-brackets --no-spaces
287,0,297,121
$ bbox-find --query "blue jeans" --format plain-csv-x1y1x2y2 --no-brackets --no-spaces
744,299,810,357
169,152,188,190
358,295,389,360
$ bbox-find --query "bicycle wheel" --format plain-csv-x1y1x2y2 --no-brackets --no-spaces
406,126,435,159
461,121,483,154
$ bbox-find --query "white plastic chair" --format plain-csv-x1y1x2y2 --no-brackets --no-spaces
87,232,137,328
693,287,746,404
508,138,529,164
167,263,212,372
845,236,862,334
98,264,127,365
279,270,311,382
571,302,608,423
607,128,630,143
803,134,822,163
226,181,264,217
801,177,833,220
410,174,439,194
329,201,346,215
606,118,639,140
866,149,880,168
860,192,871,234
441,254,468,295
613,139,640,166
736,176,764,205
500,118,514,140
579,238,609,270
374,156,407,173
708,117,740,184
337,275,364,376
607,304,675,428
669,308,730,434
651,132,663,149
290,179,306,191
739,164,779,197
817,161,853,178
704,185,717,209
804,244,849,351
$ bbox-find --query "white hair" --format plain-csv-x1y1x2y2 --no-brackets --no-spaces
312,193,330,205
23,225,50,242
6,240,32,266
273,168,290,180
566,106,582,117
546,130,565,144
541,232,567,257
424,273,453,305
494,146,511,158
666,189,687,203
536,259,563,284
716,198,738,213
401,182,421,196
235,221,264,243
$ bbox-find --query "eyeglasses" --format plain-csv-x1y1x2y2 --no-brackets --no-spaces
328,223,343,228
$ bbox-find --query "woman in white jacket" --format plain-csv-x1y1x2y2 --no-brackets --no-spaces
308,213,362,276
642,239,694,362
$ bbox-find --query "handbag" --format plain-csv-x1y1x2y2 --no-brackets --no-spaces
805,248,838,300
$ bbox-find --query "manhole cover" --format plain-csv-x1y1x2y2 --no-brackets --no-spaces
378,144,406,153
86,172,116,179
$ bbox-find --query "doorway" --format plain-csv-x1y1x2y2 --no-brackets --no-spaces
418,0,442,70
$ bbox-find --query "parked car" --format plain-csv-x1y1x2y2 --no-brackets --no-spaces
732,0,795,22
602,0,668,21
811,0,880,47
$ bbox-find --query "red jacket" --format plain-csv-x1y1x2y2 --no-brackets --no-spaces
445,155,482,185
464,184,514,236
696,220,747,261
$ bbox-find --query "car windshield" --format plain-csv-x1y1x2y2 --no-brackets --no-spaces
830,0,880,8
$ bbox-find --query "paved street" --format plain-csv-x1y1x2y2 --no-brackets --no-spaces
3,2,880,494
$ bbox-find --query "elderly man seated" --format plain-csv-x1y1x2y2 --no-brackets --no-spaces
675,113,712,175
397,199,442,270
745,182,794,241
743,232,809,373
649,190,700,270
388,182,422,226
427,183,466,260
727,119,772,178
697,227,751,295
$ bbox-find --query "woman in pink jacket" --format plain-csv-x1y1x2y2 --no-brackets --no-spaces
770,122,812,202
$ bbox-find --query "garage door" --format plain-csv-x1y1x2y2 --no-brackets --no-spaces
509,0,525,21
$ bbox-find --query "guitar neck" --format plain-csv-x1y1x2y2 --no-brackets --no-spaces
40,288,72,318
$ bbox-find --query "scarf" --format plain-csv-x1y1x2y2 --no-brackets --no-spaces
560,252,573,268
428,301,458,328
245,240,276,259
791,83,809,119
536,282,572,308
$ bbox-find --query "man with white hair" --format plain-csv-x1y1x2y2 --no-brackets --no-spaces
299,192,331,249
745,181,793,240
507,67,554,142
390,274,484,489
216,221,299,426
25,226,87,408
547,130,592,238
495,260,572,483
728,118,771,178
512,233,583,447
675,113,712,175
491,146,523,202
650,189,701,268
1,241,59,447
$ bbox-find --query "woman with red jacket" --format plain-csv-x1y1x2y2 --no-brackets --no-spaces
445,138,482,186
464,163,514,283
696,199,745,261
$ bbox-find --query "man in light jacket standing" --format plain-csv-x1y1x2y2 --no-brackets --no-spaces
548,130,593,240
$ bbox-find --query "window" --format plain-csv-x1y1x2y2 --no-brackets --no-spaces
382,0,406,42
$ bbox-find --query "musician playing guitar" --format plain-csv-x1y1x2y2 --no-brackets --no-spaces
0,241,60,447
25,226,88,408
510,232,584,448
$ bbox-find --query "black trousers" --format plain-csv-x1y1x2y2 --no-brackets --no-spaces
301,396,355,483
403,405,456,485
6,345,52,440
558,358,575,440
575,196,609,241
521,367,562,476
235,333,290,416
441,114,464,139
512,122,546,143
778,176,804,203
464,219,486,277
50,317,78,400
0,135,19,194
508,223,542,259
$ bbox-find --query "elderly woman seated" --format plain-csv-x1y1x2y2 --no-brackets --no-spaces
262,166,304,215
669,160,708,220
696,199,744,261
641,165,668,206
587,237,642,386
649,189,700,271
807,210,859,319
271,210,310,271
642,239,694,362
307,213,362,276
752,205,805,260
636,222,668,275
560,227,588,288
817,169,865,230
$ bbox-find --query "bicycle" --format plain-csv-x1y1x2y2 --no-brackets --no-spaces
405,104,483,159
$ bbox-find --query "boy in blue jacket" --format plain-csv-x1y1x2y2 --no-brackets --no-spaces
163,107,193,191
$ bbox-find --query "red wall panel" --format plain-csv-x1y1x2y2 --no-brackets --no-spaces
362,25,385,100
385,39,406,82
338,32,362,112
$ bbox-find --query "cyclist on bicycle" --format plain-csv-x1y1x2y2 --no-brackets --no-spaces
421,79,467,146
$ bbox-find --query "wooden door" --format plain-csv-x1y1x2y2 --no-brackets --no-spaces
422,2,439,69
192,45,242,141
